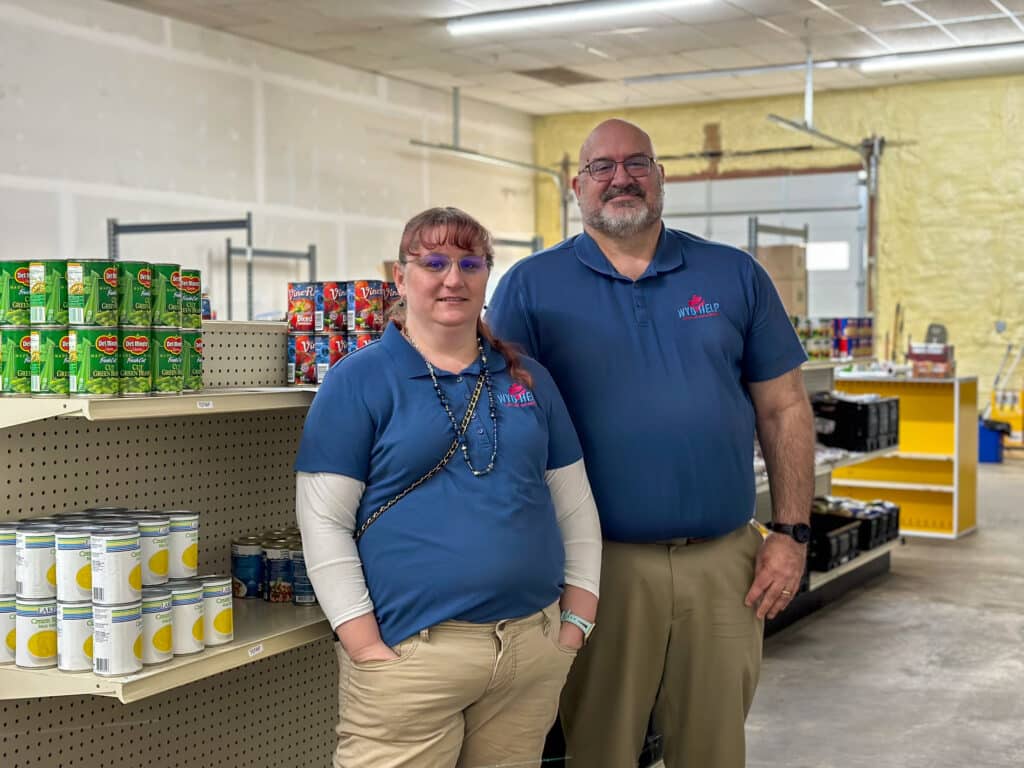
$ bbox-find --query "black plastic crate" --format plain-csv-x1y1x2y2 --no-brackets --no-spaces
813,393,900,452
809,514,861,571
818,509,886,551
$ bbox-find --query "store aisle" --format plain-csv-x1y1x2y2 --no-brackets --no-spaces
746,455,1024,768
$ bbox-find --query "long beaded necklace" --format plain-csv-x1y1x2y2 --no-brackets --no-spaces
402,328,498,476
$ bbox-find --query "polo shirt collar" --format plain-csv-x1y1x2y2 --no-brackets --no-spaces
380,322,508,379
574,224,686,280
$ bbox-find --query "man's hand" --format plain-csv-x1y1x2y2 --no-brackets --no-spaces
744,533,806,620
346,640,400,664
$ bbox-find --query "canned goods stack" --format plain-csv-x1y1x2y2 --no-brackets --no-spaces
286,280,397,385
231,527,316,607
791,315,875,362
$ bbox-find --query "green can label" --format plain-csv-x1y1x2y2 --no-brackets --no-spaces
68,261,118,327
151,263,182,328
0,262,31,325
152,329,183,394
180,269,202,329
119,328,151,395
30,327,71,395
29,261,69,325
69,328,119,396
182,330,203,391
0,327,32,395
117,262,152,326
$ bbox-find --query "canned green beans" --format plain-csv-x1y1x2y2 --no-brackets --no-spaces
118,327,151,396
67,260,118,327
30,326,70,396
180,269,202,329
29,260,69,325
69,328,119,397
151,329,183,394
0,327,31,395
15,597,57,668
182,329,203,391
0,262,31,325
0,597,14,665
200,574,233,646
141,586,173,665
57,601,93,672
151,263,182,328
92,601,142,676
117,261,152,326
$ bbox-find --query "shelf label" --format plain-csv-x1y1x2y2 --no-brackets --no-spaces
196,400,214,410
248,643,263,658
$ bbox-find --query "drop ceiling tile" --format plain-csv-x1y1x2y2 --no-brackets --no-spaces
830,3,926,29
751,10,857,38
381,68,480,88
914,0,1007,22
683,46,768,68
872,25,964,50
944,18,1024,45
724,0,815,13
659,3,751,24
743,40,814,64
993,0,1024,11
810,32,894,59
590,24,713,54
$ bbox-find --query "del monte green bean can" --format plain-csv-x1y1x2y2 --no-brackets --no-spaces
0,261,31,325
152,328,183,395
151,263,182,328
182,329,203,392
69,327,119,398
29,260,69,325
0,326,32,396
30,326,70,397
117,261,151,326
119,326,151,396
67,260,118,327
180,269,202,329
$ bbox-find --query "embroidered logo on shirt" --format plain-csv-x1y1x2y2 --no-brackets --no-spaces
497,383,537,408
678,293,721,320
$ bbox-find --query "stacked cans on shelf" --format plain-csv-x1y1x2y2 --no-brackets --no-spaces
0,506,234,675
0,259,204,398
286,280,400,386
231,527,315,607
791,316,875,361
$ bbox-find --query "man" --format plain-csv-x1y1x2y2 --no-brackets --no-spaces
487,118,815,768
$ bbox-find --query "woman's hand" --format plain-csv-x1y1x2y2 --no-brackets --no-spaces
347,640,400,663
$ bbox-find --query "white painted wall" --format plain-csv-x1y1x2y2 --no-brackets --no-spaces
0,0,536,320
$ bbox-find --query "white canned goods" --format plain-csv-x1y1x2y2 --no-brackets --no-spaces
0,522,15,596
141,586,173,665
291,544,316,606
57,601,94,673
15,525,58,598
90,530,141,605
169,580,205,655
0,596,15,664
15,597,57,668
55,528,93,602
200,575,233,646
230,536,263,599
137,516,170,586
92,601,142,676
167,511,199,579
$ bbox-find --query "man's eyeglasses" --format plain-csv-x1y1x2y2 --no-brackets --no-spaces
405,253,490,275
580,154,655,182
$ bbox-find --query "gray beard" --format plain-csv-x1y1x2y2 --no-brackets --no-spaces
584,200,662,238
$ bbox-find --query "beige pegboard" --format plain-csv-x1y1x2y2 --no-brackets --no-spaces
201,321,289,388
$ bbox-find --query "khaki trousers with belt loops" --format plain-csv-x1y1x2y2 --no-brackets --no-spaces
333,600,577,768
560,522,765,768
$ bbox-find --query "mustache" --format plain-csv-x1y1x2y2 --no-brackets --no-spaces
601,183,646,202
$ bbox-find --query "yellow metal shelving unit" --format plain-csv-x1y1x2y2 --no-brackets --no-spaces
831,376,978,539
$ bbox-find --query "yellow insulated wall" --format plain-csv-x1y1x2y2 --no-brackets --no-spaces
533,74,1024,403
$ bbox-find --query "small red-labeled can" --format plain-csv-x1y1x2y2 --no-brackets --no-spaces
322,281,347,332
327,331,347,367
287,283,323,333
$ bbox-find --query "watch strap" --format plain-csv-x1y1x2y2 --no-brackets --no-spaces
560,609,595,640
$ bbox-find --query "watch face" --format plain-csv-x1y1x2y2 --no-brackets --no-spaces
793,524,812,543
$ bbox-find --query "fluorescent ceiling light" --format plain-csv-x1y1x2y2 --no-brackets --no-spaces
858,42,1024,73
447,0,711,36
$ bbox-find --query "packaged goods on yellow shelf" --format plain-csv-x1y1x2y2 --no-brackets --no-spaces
92,601,142,676
57,601,93,673
15,596,57,669
908,342,955,378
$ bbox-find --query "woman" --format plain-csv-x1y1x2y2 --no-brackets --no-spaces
294,207,602,768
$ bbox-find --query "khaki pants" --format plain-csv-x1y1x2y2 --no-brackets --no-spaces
560,523,764,768
334,601,577,768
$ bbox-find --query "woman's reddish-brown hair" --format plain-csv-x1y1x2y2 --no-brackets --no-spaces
393,206,532,388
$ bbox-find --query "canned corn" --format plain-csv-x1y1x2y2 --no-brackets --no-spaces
169,580,205,655
167,511,199,579
0,522,15,595
15,525,57,598
0,596,14,665
92,601,142,676
137,516,169,586
180,269,202,329
117,261,152,326
151,328,183,395
0,261,31,326
67,260,118,327
54,528,93,602
90,529,141,605
57,601,93,672
15,596,57,668
231,536,262,599
29,260,68,325
69,327,119,397
0,326,32,396
119,326,152,396
200,574,233,646
141,586,173,665
30,326,71,396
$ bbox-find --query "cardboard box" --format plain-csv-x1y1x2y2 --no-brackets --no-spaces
772,277,807,316
757,245,807,280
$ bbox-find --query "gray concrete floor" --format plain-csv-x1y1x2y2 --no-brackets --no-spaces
744,455,1024,768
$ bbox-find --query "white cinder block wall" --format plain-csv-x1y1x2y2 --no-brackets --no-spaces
0,0,538,320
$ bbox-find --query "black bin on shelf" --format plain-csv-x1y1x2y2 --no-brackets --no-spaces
808,514,862,571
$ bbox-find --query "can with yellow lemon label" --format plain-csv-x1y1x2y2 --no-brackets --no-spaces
136,516,169,586
0,522,16,595
199,574,233,646
141,586,173,665
90,530,141,606
167,511,199,579
15,596,57,668
15,524,58,599
92,601,142,676
55,528,93,603
0,596,15,665
169,580,205,655
57,601,93,672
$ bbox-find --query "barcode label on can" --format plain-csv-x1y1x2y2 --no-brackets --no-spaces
93,587,104,602
69,308,84,324
95,657,109,673
314,311,324,331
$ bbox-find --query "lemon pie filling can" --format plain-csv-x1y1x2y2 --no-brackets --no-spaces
57,601,93,673
55,529,93,602
141,587,173,665
92,601,142,676
170,580,205,655
0,597,15,665
167,511,199,579
137,516,170,586
90,530,141,605
15,597,57,668
200,574,233,646
15,526,57,599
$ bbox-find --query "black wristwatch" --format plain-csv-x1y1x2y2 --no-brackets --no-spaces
766,522,812,543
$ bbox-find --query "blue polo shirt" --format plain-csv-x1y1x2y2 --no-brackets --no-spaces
487,226,806,543
294,323,582,646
